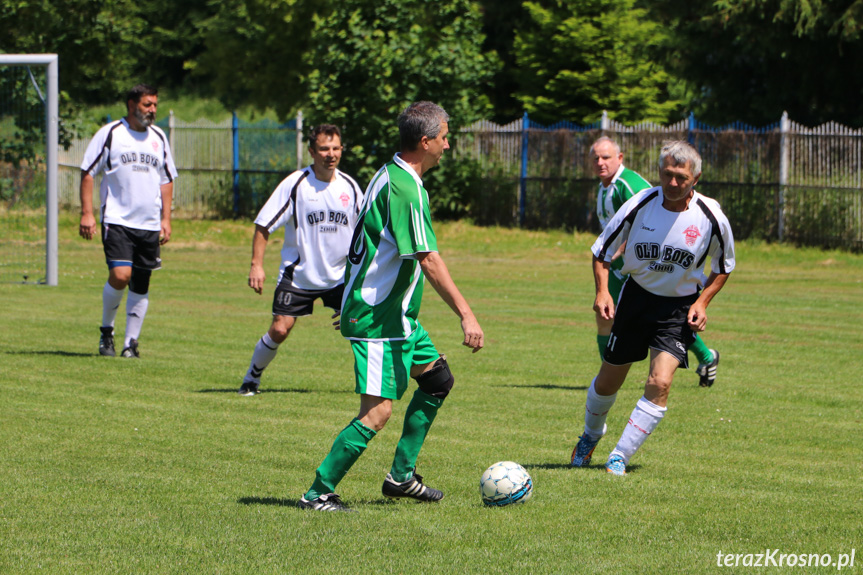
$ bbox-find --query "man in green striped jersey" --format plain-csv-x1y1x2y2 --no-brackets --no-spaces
589,136,720,387
299,101,484,512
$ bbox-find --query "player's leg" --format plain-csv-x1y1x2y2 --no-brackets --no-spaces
302,394,387,502
240,281,319,395
384,327,448,501
240,315,296,395
571,361,630,466
301,339,397,510
574,279,646,467
99,225,134,356
120,229,161,358
605,350,678,475
691,335,720,387
604,294,692,475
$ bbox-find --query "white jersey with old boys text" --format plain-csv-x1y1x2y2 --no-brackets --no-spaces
592,187,736,297
81,118,178,232
254,166,362,291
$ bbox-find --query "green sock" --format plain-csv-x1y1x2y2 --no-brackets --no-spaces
306,418,376,500
690,334,713,364
597,334,610,360
390,389,443,483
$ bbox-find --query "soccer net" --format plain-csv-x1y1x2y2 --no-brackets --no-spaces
0,54,58,285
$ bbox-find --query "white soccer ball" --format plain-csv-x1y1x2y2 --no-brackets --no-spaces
480,461,533,507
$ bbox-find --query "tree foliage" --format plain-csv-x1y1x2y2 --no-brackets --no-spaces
194,0,318,117
301,0,499,183
652,0,863,126
0,0,211,105
513,0,680,125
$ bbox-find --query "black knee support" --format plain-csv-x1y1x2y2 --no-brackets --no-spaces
129,268,151,295
414,355,454,399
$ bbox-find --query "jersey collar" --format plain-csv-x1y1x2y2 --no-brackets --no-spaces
393,153,424,187
599,164,626,191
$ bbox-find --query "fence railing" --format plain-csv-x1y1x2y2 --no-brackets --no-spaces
58,111,309,219
57,111,863,250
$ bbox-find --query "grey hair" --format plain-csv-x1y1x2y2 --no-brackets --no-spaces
590,135,620,156
398,101,450,151
659,140,702,176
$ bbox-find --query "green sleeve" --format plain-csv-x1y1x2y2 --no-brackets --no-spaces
388,181,438,256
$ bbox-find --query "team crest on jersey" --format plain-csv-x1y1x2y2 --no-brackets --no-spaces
683,225,701,246
151,141,159,152
340,192,350,208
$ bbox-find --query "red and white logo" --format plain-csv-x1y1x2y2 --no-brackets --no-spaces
340,192,350,208
152,141,159,152
683,225,701,246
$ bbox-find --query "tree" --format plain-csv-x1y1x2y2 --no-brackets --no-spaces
0,0,213,105
650,0,863,126
513,0,680,125
477,0,529,123
193,0,319,116
301,0,499,183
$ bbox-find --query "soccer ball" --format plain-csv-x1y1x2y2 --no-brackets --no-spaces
479,461,533,507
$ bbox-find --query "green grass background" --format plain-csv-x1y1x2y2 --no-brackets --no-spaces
1,215,861,574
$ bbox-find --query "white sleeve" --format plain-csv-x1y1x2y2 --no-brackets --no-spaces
709,209,736,275
80,124,112,176
253,172,301,233
159,130,179,183
591,192,640,261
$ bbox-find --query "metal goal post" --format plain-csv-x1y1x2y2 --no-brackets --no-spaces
0,54,59,285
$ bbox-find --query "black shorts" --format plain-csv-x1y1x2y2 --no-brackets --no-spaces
603,279,698,368
272,281,344,317
102,223,161,270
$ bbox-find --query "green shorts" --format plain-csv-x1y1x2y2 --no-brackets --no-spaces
349,323,440,400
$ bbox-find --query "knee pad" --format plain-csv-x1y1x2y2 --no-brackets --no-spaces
129,268,151,295
414,355,455,399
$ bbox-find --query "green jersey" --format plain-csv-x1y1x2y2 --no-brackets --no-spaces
341,154,438,341
596,165,651,230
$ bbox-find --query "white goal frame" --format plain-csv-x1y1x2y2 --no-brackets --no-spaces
0,54,59,285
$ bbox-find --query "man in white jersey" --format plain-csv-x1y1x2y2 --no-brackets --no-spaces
590,136,721,386
79,84,178,359
240,124,362,395
299,102,484,512
571,140,735,476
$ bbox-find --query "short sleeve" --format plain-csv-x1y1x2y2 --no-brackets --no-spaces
389,182,437,257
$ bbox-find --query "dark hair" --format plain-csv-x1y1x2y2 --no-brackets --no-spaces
126,84,158,104
398,101,449,151
308,124,342,150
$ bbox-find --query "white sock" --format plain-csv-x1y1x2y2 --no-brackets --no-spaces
245,332,280,384
584,377,617,440
610,397,667,464
102,282,124,328
124,291,149,347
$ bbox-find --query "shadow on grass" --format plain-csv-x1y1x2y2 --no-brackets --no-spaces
494,384,589,391
197,388,314,394
238,496,298,507
239,496,406,510
524,462,642,473
3,350,94,357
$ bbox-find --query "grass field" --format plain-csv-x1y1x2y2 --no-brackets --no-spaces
1,215,862,574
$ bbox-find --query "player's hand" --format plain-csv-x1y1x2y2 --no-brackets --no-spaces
248,263,265,295
461,315,484,353
687,303,707,332
159,220,171,245
593,292,615,321
331,311,341,331
79,213,97,241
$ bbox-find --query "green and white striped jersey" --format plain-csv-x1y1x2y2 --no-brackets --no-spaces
341,154,438,341
596,165,651,230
